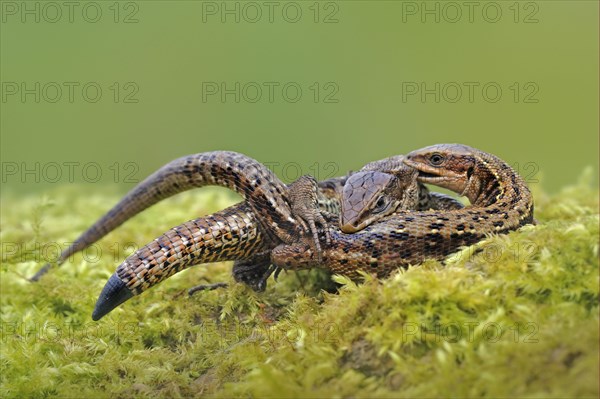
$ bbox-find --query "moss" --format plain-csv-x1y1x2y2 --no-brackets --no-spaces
1,170,598,398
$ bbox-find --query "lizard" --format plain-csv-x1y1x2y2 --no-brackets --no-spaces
270,143,535,279
91,161,463,320
50,143,532,320
339,155,464,233
29,151,331,282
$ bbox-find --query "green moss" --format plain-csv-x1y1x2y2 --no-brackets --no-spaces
1,171,598,398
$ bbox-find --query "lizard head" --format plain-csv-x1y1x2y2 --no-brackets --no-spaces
404,144,481,202
340,170,419,233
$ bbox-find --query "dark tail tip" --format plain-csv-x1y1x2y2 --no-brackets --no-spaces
92,274,134,321
29,264,52,282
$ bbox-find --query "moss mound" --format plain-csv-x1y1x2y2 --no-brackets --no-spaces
1,170,598,398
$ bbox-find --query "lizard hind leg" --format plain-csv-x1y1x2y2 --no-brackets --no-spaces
232,252,280,292
188,282,229,296
191,250,291,296
188,253,272,296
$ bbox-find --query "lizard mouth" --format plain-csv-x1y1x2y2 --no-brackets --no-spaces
403,158,466,193
402,159,455,181
415,170,442,181
340,221,365,234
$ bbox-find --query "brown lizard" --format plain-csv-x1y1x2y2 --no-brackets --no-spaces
340,157,464,233
271,143,534,279
63,144,532,320
91,161,459,320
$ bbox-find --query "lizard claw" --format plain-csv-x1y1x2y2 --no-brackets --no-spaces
188,282,229,296
231,253,284,292
272,266,283,281
257,264,283,291
288,175,330,264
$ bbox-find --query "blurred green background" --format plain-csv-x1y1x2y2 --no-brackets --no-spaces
1,0,598,195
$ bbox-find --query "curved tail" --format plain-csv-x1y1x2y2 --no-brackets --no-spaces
31,151,293,281
92,202,266,320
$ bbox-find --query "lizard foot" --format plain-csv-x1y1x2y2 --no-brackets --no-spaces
189,254,284,295
232,253,282,292
188,282,229,296
288,175,331,263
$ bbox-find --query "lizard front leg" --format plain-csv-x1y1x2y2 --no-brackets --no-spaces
188,176,347,294
287,175,331,263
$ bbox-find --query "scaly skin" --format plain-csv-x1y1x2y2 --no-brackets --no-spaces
30,151,322,281
271,144,534,279
92,165,460,320
340,167,463,233
92,203,267,320
86,174,344,320
92,181,346,320
92,143,534,320
340,169,420,233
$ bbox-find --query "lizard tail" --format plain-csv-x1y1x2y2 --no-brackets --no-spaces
92,274,133,321
92,203,267,320
31,151,293,281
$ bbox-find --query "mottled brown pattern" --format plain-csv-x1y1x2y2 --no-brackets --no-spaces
110,166,461,300
114,179,346,296
271,144,534,279
38,144,533,320
31,151,307,281
91,179,344,320
117,203,267,295
340,168,463,233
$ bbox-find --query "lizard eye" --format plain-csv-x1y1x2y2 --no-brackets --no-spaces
373,196,387,213
429,153,445,166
